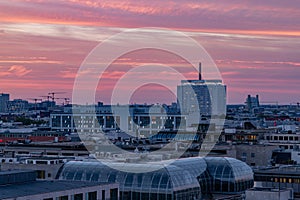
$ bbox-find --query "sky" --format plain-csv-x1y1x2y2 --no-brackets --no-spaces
0,0,300,104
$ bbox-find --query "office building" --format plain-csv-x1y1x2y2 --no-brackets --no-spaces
177,63,226,117
8,99,29,113
0,170,119,200
263,130,300,150
245,94,260,111
50,104,187,136
0,93,9,113
254,165,300,198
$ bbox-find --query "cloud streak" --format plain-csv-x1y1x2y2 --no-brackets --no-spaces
0,1,299,103
0,65,32,77
1,0,300,35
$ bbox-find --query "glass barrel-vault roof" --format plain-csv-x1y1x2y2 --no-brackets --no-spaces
204,157,254,193
57,160,201,194
57,156,254,196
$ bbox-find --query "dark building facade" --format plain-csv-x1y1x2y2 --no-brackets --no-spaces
0,93,9,113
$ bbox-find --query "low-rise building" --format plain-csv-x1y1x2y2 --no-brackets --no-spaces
254,165,300,198
246,187,293,200
0,170,119,200
1,157,67,180
210,144,278,167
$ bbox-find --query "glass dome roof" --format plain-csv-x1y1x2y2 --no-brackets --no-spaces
58,160,201,195
204,157,254,193
57,156,254,199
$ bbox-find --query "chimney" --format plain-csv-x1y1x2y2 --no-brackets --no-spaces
199,62,202,80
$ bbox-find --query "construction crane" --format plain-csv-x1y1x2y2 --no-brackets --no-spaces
57,98,71,105
40,95,51,101
48,92,66,102
28,98,42,111
28,98,42,104
260,101,279,108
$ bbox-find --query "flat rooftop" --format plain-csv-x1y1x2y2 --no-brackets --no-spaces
0,170,36,185
0,169,33,175
0,180,117,199
254,165,300,175
247,187,291,192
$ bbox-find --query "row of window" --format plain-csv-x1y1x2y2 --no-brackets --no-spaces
43,191,97,200
15,151,85,157
266,135,299,141
43,189,118,200
0,133,62,138
52,115,186,128
120,188,200,200
255,176,300,184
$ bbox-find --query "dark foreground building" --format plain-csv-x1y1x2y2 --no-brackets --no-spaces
57,157,254,200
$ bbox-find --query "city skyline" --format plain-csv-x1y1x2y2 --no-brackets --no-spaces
0,1,299,104
1,2,300,200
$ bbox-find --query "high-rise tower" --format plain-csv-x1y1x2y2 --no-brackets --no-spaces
177,63,226,117
0,93,9,113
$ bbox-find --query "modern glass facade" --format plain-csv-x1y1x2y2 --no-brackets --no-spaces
57,157,254,200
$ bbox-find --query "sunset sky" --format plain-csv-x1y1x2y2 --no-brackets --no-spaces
0,0,300,104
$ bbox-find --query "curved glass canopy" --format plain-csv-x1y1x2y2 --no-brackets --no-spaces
204,157,254,193
57,157,254,200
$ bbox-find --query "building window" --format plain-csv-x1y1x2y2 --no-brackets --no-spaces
251,153,255,158
57,196,68,200
36,160,48,164
73,193,83,200
102,190,105,200
37,170,45,179
87,191,97,200
110,188,118,200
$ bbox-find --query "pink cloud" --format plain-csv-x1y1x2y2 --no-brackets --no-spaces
8,65,32,77
0,1,299,104
0,1,300,34
0,65,32,77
